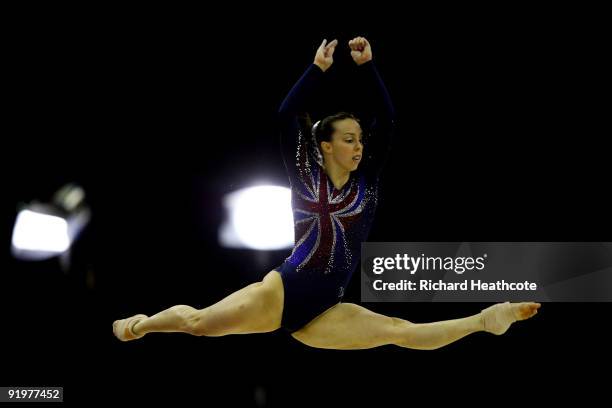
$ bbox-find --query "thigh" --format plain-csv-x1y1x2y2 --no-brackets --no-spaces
202,270,285,335
291,303,406,349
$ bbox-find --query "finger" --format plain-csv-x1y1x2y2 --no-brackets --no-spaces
326,39,338,49
319,39,327,50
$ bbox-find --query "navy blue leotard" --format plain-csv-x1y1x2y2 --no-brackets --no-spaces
276,61,395,332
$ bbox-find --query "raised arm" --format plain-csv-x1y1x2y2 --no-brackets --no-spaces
349,36,395,178
278,39,338,179
278,39,338,115
350,36,395,121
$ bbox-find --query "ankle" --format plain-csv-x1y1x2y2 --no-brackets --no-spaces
474,313,485,332
131,317,147,336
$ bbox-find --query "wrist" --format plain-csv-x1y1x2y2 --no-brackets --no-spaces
313,61,329,72
356,59,373,66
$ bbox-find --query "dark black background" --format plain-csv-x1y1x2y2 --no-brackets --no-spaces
2,5,609,406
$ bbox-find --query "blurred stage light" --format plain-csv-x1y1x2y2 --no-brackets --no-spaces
219,185,293,250
11,183,91,261
12,209,70,253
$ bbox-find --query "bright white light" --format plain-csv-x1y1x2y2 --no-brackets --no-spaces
11,210,70,253
219,185,294,250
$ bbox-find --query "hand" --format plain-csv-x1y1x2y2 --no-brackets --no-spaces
313,38,338,72
349,36,372,65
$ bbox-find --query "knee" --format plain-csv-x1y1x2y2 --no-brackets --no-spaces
185,297,275,337
395,323,443,351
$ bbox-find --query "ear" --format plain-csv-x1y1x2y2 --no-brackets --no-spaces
320,141,332,154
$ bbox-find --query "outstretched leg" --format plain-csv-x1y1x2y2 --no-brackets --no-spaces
291,302,540,350
112,270,284,341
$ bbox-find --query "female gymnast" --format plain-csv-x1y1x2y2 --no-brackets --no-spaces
113,37,540,350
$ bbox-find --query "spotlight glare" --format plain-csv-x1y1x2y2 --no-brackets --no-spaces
219,185,294,250
11,209,70,253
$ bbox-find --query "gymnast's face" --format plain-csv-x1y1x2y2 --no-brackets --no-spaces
321,118,363,172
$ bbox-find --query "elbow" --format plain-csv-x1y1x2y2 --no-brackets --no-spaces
387,104,397,121
383,106,397,124
278,95,294,116
380,110,396,125
375,103,396,123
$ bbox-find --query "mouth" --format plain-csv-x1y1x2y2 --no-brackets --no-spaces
352,155,361,162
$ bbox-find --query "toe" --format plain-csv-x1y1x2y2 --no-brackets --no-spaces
529,303,540,316
518,303,540,319
516,304,533,319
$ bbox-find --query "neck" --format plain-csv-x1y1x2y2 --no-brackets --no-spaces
323,159,350,190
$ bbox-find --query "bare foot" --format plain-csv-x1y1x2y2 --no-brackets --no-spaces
113,314,148,341
481,302,541,335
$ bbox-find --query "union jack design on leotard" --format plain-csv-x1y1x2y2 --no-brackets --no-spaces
287,161,368,274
